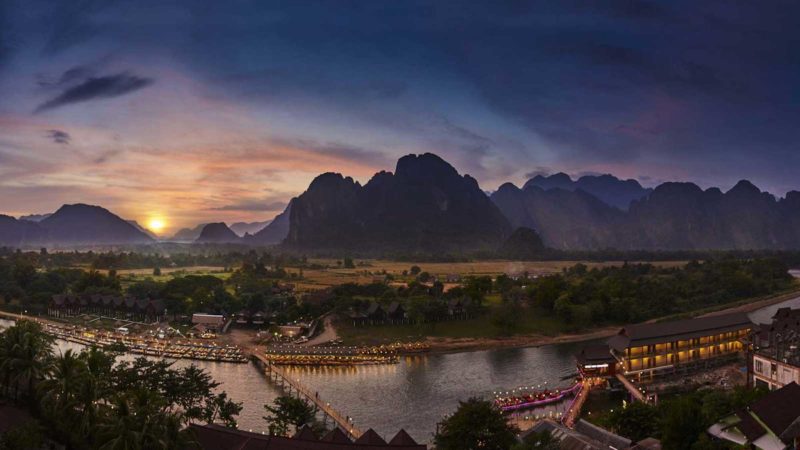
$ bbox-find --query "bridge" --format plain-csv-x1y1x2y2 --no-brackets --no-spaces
251,352,363,439
615,373,647,402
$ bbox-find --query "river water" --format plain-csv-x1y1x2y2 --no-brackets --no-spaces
0,318,579,442
3,292,799,443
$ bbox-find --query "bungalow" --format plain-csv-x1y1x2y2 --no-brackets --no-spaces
365,303,386,323
387,301,406,323
447,298,472,318
49,294,165,322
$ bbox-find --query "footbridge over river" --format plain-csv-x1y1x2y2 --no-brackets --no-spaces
251,352,363,439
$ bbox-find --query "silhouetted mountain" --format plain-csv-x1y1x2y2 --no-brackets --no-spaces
195,223,241,243
285,153,511,253
229,221,270,237
246,200,293,245
493,178,800,250
127,220,159,239
19,213,52,222
39,204,154,245
497,227,546,259
170,224,208,242
0,215,45,246
491,183,625,250
524,173,652,210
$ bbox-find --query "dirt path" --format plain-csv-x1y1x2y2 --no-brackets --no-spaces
301,315,339,346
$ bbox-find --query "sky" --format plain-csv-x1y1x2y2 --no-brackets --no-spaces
1,1,799,235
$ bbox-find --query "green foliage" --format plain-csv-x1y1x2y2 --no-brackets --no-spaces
263,395,318,436
0,421,44,450
434,398,519,450
602,386,770,448
0,321,242,449
527,259,792,327
490,302,522,335
607,401,658,441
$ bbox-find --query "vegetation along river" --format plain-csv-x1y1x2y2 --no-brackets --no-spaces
3,296,797,443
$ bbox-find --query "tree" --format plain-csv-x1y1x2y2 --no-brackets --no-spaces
490,302,522,336
263,395,317,436
153,267,162,276
410,265,421,276
608,401,658,441
434,398,518,450
343,257,355,269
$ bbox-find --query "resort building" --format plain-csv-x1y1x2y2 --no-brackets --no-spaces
707,381,800,449
49,294,165,322
577,313,752,380
191,313,226,333
752,307,800,390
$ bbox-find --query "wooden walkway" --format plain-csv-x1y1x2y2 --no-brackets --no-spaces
561,382,589,428
615,373,647,402
252,353,363,439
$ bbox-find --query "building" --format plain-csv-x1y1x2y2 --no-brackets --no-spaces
522,419,659,450
189,424,425,450
49,294,165,322
387,302,405,323
606,312,752,379
576,344,618,378
576,313,753,381
708,381,800,449
192,313,226,332
752,308,800,390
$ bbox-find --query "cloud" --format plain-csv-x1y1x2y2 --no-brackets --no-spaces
45,129,71,144
210,200,286,212
34,72,154,113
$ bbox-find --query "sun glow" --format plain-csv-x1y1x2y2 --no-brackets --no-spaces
147,217,166,234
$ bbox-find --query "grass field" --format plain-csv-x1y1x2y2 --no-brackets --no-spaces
335,307,569,346
113,266,231,289
287,259,687,291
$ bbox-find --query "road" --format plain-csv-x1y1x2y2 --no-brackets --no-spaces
301,315,339,346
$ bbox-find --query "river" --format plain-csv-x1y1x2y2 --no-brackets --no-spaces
3,292,799,443
0,317,579,442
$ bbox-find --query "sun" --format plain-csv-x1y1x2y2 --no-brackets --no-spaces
147,217,166,234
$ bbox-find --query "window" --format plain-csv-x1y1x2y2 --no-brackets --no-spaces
754,359,764,375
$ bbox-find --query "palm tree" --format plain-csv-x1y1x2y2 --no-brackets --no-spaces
38,349,88,444
0,321,52,401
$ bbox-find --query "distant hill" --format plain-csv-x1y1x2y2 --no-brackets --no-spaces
127,220,159,240
246,200,293,245
229,221,270,237
38,204,154,245
491,183,626,250
195,223,241,243
523,173,652,210
170,224,208,242
19,213,52,222
285,153,511,253
492,180,800,250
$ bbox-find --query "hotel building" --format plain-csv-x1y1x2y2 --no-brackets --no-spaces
578,312,752,380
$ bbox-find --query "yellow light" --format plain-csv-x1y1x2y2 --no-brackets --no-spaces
147,217,166,234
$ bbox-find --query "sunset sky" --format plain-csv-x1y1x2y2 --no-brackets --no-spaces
1,1,799,235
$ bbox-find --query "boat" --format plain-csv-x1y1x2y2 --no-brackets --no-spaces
494,381,582,412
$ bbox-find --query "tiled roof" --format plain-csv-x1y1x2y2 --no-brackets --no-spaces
609,312,751,349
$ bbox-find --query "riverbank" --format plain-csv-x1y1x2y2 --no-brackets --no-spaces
409,284,800,354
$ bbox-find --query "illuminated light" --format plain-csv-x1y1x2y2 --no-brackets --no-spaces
147,217,167,234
